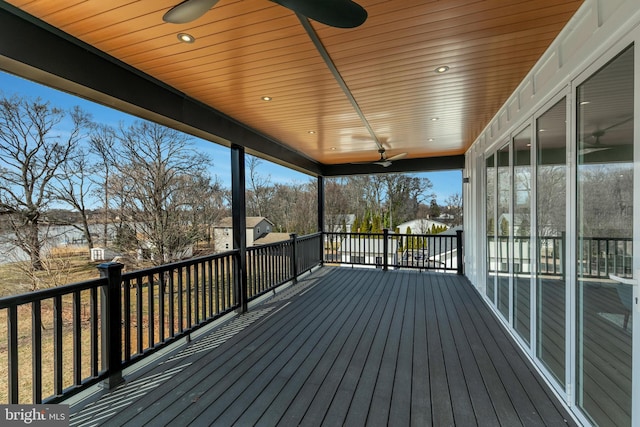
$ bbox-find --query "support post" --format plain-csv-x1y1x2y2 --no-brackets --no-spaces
456,230,464,275
98,262,124,389
231,144,248,313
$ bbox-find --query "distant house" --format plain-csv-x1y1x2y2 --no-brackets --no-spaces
254,233,292,246
496,213,531,237
338,234,399,267
90,247,121,262
325,214,355,233
213,217,275,252
396,218,448,234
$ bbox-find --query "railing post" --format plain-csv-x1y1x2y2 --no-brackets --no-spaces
456,230,464,275
98,262,125,389
317,176,325,266
383,229,389,271
290,233,298,283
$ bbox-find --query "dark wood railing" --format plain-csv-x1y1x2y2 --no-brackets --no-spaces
0,229,457,404
0,233,326,404
118,252,239,369
0,276,107,404
323,229,463,274
247,239,293,299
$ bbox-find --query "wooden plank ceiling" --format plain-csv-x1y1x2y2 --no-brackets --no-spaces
4,0,583,166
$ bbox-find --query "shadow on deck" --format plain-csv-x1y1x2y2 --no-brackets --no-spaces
68,267,575,426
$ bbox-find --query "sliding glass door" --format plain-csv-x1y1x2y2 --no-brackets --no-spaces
576,45,634,427
482,38,639,427
536,98,567,387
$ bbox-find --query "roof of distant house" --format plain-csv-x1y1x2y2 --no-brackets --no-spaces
396,218,448,230
215,216,274,228
254,233,291,245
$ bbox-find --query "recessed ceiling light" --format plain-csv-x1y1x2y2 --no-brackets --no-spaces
308,130,316,134
431,117,439,121
435,65,450,73
428,138,434,142
177,33,195,43
261,96,272,101
330,147,337,151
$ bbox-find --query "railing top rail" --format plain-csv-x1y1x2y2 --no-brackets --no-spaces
392,232,457,237
325,231,455,237
491,235,631,241
296,232,322,241
122,249,240,280
0,276,108,309
247,239,293,252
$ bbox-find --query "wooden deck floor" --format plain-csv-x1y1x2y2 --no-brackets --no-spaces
69,267,576,426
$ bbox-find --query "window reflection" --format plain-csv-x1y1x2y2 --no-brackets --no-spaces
536,98,567,387
513,127,531,345
486,155,496,302
497,143,511,319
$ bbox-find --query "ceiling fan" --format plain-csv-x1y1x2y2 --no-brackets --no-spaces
579,116,633,155
371,148,408,168
163,0,368,28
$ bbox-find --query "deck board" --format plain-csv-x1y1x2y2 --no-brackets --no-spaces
435,274,477,426
69,267,577,427
442,276,500,427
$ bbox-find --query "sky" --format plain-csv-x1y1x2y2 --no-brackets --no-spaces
0,71,462,204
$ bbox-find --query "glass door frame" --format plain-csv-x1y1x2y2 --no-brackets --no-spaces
633,31,640,427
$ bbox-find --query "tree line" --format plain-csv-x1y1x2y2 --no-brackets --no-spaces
0,94,462,283
0,95,227,275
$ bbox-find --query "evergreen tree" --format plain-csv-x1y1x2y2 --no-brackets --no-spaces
352,216,361,233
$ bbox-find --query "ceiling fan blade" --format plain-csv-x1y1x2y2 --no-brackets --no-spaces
386,152,407,162
271,0,367,28
163,0,220,24
373,160,392,167
579,147,611,155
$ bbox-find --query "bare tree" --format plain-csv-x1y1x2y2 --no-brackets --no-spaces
89,123,118,246
444,192,463,226
380,173,433,228
174,173,229,248
53,148,97,249
324,177,352,232
267,181,317,234
115,121,212,264
536,165,566,237
0,95,89,273
246,156,274,217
